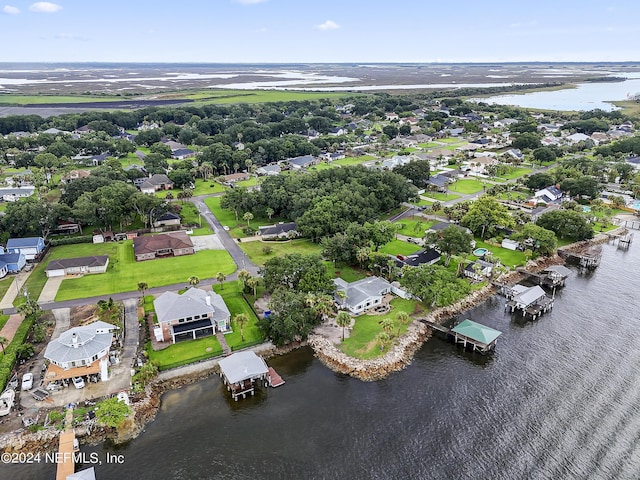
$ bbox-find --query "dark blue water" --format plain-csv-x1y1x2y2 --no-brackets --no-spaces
4,241,640,479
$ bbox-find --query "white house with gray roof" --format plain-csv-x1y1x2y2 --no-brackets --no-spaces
153,288,231,343
333,276,408,314
44,321,117,382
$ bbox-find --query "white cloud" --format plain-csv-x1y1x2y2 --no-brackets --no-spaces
3,5,20,14
233,0,266,4
315,20,339,31
29,2,62,13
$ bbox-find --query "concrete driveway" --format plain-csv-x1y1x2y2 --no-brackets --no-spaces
190,234,225,251
38,276,64,303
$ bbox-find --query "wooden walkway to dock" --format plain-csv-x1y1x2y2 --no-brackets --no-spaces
420,319,451,334
56,408,77,480
267,367,285,387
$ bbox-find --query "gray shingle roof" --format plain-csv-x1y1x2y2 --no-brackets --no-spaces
334,276,392,309
44,321,116,365
45,255,108,272
154,288,229,325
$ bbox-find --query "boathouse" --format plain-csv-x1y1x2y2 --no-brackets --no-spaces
218,351,269,401
505,284,554,319
451,319,502,353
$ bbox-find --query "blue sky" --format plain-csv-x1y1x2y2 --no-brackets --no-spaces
0,0,638,63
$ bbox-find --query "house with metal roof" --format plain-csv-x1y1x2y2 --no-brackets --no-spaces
451,319,502,353
218,351,269,400
45,256,109,278
0,252,25,273
333,276,408,314
256,163,281,176
395,248,441,268
153,288,230,343
286,155,316,170
6,237,45,261
43,321,118,383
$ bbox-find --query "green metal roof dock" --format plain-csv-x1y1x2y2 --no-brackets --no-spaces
451,319,502,353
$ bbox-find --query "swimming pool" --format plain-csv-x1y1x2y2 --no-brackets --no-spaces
582,206,591,212
473,248,489,256
631,200,640,211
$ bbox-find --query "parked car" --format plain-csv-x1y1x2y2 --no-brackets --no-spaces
72,377,85,389
21,373,33,391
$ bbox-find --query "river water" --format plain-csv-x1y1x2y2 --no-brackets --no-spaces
4,241,640,479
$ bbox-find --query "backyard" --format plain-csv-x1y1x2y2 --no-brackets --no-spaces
179,202,214,236
449,179,487,194
468,239,527,268
340,298,421,360
379,239,421,256
394,218,434,237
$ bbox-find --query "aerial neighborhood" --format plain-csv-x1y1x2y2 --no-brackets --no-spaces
0,86,638,455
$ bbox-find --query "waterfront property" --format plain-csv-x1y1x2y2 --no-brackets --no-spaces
133,232,195,261
218,351,269,400
44,255,109,277
154,288,231,343
43,321,118,385
505,284,554,319
333,276,409,314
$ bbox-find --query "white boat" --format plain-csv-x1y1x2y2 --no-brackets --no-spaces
0,389,16,416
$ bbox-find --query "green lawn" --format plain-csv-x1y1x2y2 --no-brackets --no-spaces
179,202,213,236
422,192,461,201
235,177,260,188
415,198,433,207
379,239,421,256
332,155,376,167
20,241,236,302
0,94,126,105
469,239,526,268
204,196,288,238
238,238,322,266
148,336,223,370
449,179,486,194
498,191,529,201
327,264,367,282
498,167,532,180
182,89,349,104
0,314,9,332
340,298,420,360
0,277,14,303
394,218,433,237
438,138,465,144
213,282,264,350
156,179,226,199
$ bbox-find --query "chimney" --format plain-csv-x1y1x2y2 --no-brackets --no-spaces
205,295,211,306
72,333,78,348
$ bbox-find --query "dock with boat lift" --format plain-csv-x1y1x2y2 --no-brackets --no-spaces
421,319,502,353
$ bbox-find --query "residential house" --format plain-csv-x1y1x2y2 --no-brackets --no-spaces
625,156,640,170
133,232,195,261
333,276,408,314
172,148,195,160
464,260,493,281
286,155,316,170
45,256,109,278
256,164,281,176
54,220,81,235
153,288,231,343
385,113,399,121
62,169,91,183
380,155,411,170
531,204,561,221
153,211,181,228
140,174,174,194
502,149,524,162
396,249,441,268
534,185,563,204
6,170,33,187
43,321,118,383
566,133,590,144
41,127,68,135
590,132,609,145
6,237,45,261
328,127,346,136
258,222,298,240
464,155,498,174
0,260,7,279
0,253,26,273
0,186,35,202
223,172,250,184
493,118,518,128
428,174,450,192
324,152,346,162
537,123,561,133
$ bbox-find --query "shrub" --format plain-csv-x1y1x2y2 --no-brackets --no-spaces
49,235,93,246
262,245,273,255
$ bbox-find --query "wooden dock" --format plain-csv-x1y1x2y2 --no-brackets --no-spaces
420,319,451,334
559,245,602,269
267,367,285,388
420,319,502,353
56,408,78,480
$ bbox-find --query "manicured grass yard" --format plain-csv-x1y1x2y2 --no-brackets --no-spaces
21,241,236,302
213,282,264,350
0,277,14,303
340,298,421,360
156,179,226,199
235,176,260,188
148,336,223,371
394,218,433,237
498,167,532,180
379,239,421,256
238,238,322,266
415,198,433,207
0,314,9,332
448,179,486,194
179,202,214,236
497,191,529,201
204,196,288,238
422,192,461,201
469,239,526,268
332,155,376,167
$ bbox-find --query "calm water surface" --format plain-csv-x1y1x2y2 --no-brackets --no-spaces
4,241,640,479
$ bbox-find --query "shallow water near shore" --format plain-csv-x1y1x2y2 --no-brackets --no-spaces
4,241,640,479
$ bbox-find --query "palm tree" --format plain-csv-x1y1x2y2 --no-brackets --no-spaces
187,276,200,288
265,207,274,220
246,277,259,297
237,269,251,291
243,212,254,228
336,311,351,341
0,336,7,354
234,313,249,342
379,317,395,337
137,282,148,299
376,331,392,352
396,311,411,337
216,272,226,288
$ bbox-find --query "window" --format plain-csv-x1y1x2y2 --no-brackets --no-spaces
194,315,200,320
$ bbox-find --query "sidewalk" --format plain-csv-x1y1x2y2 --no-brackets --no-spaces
0,270,33,310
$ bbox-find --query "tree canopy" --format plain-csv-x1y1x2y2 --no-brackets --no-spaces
461,196,515,239
536,209,593,240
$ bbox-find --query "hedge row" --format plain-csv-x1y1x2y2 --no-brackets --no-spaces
0,316,35,391
49,235,94,246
